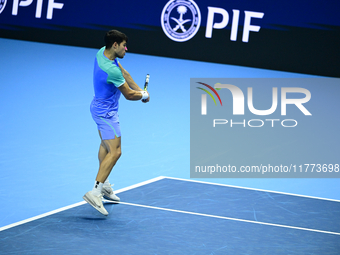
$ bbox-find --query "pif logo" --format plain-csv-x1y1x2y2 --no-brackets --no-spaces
8,0,64,19
161,0,201,42
161,0,264,43
197,81,312,128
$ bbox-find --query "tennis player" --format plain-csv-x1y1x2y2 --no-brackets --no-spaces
83,30,150,215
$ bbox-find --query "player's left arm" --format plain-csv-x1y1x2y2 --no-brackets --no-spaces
118,63,143,91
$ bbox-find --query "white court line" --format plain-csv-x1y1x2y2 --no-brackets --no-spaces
164,176,340,203
114,176,165,194
117,201,340,236
0,176,166,232
1,175,339,236
0,201,87,233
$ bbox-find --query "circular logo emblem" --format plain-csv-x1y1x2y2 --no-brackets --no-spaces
161,0,201,42
0,0,7,14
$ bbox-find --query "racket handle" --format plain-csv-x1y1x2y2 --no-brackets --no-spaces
144,74,150,91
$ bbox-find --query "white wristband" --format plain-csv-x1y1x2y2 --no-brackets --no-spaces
140,90,148,100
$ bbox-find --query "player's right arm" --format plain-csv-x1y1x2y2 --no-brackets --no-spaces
118,63,143,91
118,82,149,101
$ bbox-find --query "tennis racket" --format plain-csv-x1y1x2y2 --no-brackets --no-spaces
142,74,150,102
144,74,150,91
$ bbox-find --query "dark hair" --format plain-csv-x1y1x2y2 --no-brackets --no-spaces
104,30,128,49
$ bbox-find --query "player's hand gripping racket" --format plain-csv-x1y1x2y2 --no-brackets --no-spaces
142,74,150,102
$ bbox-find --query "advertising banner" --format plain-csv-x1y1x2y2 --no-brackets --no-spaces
0,0,339,77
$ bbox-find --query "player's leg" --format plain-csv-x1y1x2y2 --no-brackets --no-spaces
96,135,122,202
83,114,121,215
98,139,108,165
96,135,122,183
83,136,121,215
98,131,112,183
97,131,120,201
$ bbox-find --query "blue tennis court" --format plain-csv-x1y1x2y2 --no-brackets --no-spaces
1,177,339,254
1,37,340,254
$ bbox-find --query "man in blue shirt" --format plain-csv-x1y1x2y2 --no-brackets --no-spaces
83,30,150,215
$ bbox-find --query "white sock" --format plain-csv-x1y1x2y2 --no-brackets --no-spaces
92,181,103,196
104,178,110,187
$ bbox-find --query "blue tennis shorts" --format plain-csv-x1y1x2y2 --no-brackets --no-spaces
91,112,121,140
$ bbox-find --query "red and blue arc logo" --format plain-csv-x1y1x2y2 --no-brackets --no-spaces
196,82,222,106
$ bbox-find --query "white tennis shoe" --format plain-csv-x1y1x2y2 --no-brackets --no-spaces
102,184,120,202
83,191,108,216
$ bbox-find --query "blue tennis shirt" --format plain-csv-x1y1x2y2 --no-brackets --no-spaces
90,47,126,117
